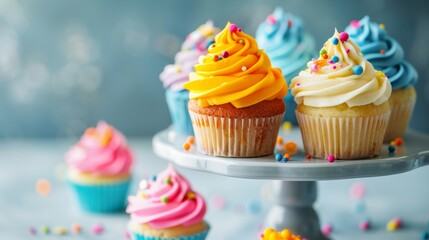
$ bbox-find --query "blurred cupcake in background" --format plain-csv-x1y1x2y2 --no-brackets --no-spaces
256,7,316,124
346,16,418,141
160,21,220,136
66,121,133,213
126,164,209,240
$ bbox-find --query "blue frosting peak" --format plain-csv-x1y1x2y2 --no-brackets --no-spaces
345,16,417,90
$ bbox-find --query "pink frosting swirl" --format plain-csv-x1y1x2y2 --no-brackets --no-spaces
126,164,206,229
65,121,133,176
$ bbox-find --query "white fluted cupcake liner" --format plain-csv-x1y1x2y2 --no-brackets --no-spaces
189,112,284,157
296,111,390,160
384,98,416,142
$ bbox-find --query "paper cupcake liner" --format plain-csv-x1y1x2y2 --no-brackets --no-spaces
131,225,210,240
189,112,284,157
296,111,390,159
166,89,194,136
384,98,416,142
68,179,131,213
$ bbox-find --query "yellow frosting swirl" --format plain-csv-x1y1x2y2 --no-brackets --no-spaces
184,22,287,108
291,30,391,108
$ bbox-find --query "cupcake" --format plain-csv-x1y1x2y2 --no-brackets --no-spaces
184,22,287,157
160,21,220,136
66,121,133,213
126,164,209,240
256,7,316,124
345,16,418,141
260,228,302,240
291,30,392,159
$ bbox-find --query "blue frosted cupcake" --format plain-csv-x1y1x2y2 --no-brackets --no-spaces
256,7,316,124
160,21,219,136
346,16,418,141
66,121,134,213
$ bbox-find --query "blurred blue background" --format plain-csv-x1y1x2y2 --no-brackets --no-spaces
0,0,428,138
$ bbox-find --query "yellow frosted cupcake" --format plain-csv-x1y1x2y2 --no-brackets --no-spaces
291,30,392,160
184,22,287,157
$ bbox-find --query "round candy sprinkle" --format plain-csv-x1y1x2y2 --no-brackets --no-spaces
296,83,301,86
421,231,429,240
284,141,297,155
41,226,50,234
332,65,337,69
36,178,51,196
238,39,244,44
222,51,229,58
283,121,292,131
331,56,339,63
267,15,276,24
346,48,350,54
187,136,195,144
322,54,328,59
54,227,68,235
395,137,403,146
306,154,311,159
321,224,333,235
212,195,226,209
213,55,219,62
350,182,366,199
390,140,397,146
380,49,385,54
187,192,196,199
91,224,104,235
218,56,223,61
29,227,36,235
241,66,247,71
388,145,396,153
379,23,385,30
282,158,289,163
247,200,261,214
353,65,363,75
139,180,149,190
339,32,349,42
277,136,283,144
125,231,131,239
320,49,327,56
327,155,336,163
275,153,283,162
237,27,242,32
151,175,157,181
284,153,291,159
355,201,366,213
229,24,238,32
359,220,371,231
310,63,319,73
386,217,402,231
183,142,191,151
331,37,339,45
71,223,81,233
162,196,169,203
165,177,172,185
351,20,361,28
287,19,293,27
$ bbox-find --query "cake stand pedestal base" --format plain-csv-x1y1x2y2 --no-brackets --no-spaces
265,181,329,240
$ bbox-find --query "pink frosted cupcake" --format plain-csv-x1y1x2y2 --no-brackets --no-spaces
66,121,133,213
126,164,209,240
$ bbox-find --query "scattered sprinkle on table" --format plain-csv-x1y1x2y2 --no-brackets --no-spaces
350,182,366,199
54,226,68,235
36,178,51,196
359,220,371,231
321,224,333,235
71,223,81,233
91,223,104,235
386,217,402,231
41,225,50,234
29,227,36,235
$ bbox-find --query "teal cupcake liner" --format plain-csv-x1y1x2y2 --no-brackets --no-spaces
68,178,131,213
165,89,194,136
131,224,210,240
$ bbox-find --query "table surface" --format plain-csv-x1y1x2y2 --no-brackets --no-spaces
1,137,429,240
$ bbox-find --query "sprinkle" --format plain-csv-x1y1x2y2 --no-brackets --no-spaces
310,63,319,73
395,137,403,146
91,224,104,235
421,231,429,240
183,142,191,151
351,20,361,28
277,136,283,144
332,65,337,69
237,28,242,32
331,37,339,45
322,54,328,59
196,44,204,52
266,15,276,24
284,153,291,159
241,66,247,71
229,23,238,32
214,55,219,62
151,175,157,181
350,182,366,199
212,195,226,209
339,32,349,42
284,141,297,155
331,55,339,63
322,224,333,235
275,153,283,162
238,39,244,44
247,200,261,214
386,218,402,231
162,196,169,203
287,19,293,27
388,145,396,153
283,121,292,131
355,201,366,213
41,226,50,234
390,140,397,146
36,178,51,196
360,220,371,231
346,48,350,54
125,231,131,239
218,56,223,61
222,51,229,58
71,223,81,233
296,83,301,86
187,192,196,199
320,49,327,56
306,154,312,159
165,177,172,185
54,227,68,235
206,40,215,48
380,49,385,54
379,23,385,30
186,136,195,144
139,180,149,190
29,227,36,235
353,65,364,75
327,154,336,163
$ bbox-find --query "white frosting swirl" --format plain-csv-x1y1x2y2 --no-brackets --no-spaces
291,30,391,108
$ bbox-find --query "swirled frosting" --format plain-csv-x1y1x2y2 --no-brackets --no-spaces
256,7,315,82
160,21,220,92
291,30,391,107
345,16,417,90
66,121,133,176
126,164,206,229
184,22,287,108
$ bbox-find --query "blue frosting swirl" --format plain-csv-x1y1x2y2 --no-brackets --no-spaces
345,16,417,90
256,7,316,87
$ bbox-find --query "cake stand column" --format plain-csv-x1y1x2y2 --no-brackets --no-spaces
265,181,328,240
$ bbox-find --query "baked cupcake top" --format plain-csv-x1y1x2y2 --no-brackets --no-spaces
260,228,302,240
256,7,315,81
126,164,206,229
184,22,287,108
160,21,220,92
345,16,417,90
291,30,392,108
65,121,133,176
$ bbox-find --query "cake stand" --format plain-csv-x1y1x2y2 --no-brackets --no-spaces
152,127,429,240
